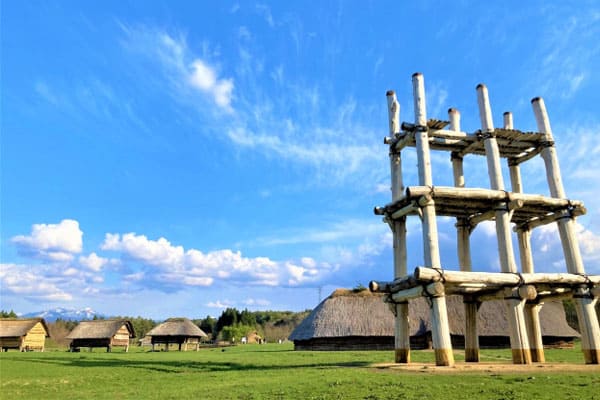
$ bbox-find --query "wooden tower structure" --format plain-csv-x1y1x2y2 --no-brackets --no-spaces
370,73,600,366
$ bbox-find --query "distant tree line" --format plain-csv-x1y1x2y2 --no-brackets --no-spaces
193,308,311,343
0,310,18,318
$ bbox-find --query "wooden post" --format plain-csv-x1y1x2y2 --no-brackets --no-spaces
532,97,600,364
413,73,454,366
387,89,410,363
505,111,545,363
450,107,479,362
477,84,531,364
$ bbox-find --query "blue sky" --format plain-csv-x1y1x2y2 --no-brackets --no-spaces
1,1,599,319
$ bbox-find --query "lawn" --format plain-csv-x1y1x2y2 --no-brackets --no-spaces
1,343,598,400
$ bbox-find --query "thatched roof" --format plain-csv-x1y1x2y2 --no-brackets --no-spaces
146,318,208,338
66,319,135,339
289,289,579,340
0,318,49,338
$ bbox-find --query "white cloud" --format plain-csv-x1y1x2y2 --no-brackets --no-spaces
121,26,235,112
189,60,234,109
11,219,83,261
0,263,73,301
101,233,184,268
531,222,600,273
206,300,233,308
78,252,109,271
243,298,270,306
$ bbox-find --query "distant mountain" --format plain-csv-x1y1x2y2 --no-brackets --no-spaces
22,307,103,322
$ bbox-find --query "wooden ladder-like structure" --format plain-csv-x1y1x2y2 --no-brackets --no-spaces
370,73,600,366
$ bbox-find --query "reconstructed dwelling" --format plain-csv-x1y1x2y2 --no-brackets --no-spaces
289,289,579,351
146,317,208,351
0,318,49,352
67,319,134,352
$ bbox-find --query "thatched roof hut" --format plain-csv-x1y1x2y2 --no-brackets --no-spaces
0,318,49,352
67,319,134,352
289,289,579,350
146,317,208,351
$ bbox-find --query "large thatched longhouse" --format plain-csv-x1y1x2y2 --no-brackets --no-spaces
146,317,208,351
67,319,134,352
289,289,579,351
0,318,49,352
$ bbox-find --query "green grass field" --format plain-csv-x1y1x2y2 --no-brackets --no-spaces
1,343,598,400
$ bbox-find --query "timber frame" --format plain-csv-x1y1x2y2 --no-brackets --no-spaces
370,73,600,366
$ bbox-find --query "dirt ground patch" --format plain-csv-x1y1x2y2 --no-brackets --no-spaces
372,362,600,374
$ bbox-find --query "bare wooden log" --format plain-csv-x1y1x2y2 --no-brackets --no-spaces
395,302,410,363
478,84,518,276
393,132,415,151
474,285,537,302
404,186,582,209
370,276,419,293
390,285,425,302
451,107,479,362
387,89,410,364
464,299,480,362
413,75,442,270
414,266,600,286
507,109,545,363
525,303,545,362
469,210,496,226
515,208,587,231
533,97,600,364
391,202,419,219
505,298,532,364
413,73,453,367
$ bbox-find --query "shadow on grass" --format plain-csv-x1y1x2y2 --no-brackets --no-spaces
17,356,371,374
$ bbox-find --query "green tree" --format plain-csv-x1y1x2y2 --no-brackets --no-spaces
193,316,216,338
0,310,18,318
215,308,239,335
220,324,255,342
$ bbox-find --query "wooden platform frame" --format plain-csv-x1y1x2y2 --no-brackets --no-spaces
373,73,600,366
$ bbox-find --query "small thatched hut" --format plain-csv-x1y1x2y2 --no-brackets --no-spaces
146,317,208,351
0,318,49,352
289,289,579,350
67,319,134,352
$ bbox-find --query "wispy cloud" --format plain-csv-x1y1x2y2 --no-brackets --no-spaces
120,25,387,188
247,219,386,247
255,4,275,27
120,25,235,113
533,10,600,99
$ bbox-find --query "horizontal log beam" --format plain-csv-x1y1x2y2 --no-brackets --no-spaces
515,208,586,231
390,282,445,303
414,266,600,286
370,277,419,293
405,186,583,209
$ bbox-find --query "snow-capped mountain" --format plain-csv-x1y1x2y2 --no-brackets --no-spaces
22,307,103,322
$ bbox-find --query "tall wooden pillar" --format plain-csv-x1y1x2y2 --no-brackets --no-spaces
386,90,411,363
413,73,454,366
532,97,600,364
477,84,531,364
449,107,479,362
505,111,545,363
